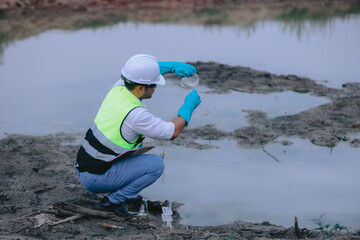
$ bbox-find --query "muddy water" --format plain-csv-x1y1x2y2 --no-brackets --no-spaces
0,11,359,229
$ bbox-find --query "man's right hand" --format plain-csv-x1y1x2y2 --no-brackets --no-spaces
177,89,201,126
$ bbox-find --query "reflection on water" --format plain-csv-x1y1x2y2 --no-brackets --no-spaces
276,5,360,39
1,2,360,62
0,2,359,229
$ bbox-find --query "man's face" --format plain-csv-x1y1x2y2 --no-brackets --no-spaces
140,85,157,100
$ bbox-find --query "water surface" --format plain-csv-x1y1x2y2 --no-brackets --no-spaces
143,138,360,228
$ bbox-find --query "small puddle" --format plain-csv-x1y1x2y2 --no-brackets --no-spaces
149,81,330,131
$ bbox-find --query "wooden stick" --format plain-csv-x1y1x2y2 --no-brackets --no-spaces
41,209,76,218
294,216,301,238
55,202,115,219
49,214,83,226
97,222,124,229
262,149,282,163
34,186,57,194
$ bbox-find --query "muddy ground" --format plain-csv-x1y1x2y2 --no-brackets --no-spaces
0,132,358,240
1,61,359,239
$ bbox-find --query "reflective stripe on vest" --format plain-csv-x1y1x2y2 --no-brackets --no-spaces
81,85,144,163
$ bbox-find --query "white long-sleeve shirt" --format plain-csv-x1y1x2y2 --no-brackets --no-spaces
122,107,175,142
113,79,175,142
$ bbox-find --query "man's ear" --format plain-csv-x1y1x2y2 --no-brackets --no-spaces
136,85,146,93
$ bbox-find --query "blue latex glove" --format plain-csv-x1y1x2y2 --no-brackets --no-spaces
158,61,197,77
177,89,201,126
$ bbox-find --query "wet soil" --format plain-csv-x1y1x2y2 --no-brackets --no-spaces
0,61,359,239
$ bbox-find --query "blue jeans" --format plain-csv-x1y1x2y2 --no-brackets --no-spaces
76,154,164,204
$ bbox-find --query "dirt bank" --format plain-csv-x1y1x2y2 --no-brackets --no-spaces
1,0,358,18
1,133,359,240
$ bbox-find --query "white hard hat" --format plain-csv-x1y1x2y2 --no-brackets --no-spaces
121,54,165,85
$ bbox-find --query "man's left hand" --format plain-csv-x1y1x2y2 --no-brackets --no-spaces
159,61,197,77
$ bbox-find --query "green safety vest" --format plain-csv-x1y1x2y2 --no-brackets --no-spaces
94,85,144,149
76,85,145,173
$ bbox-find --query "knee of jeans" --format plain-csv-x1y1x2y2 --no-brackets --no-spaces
78,172,97,191
153,155,165,175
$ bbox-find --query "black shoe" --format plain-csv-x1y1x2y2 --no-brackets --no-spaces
98,196,113,209
113,202,138,217
98,196,137,216
125,195,143,212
